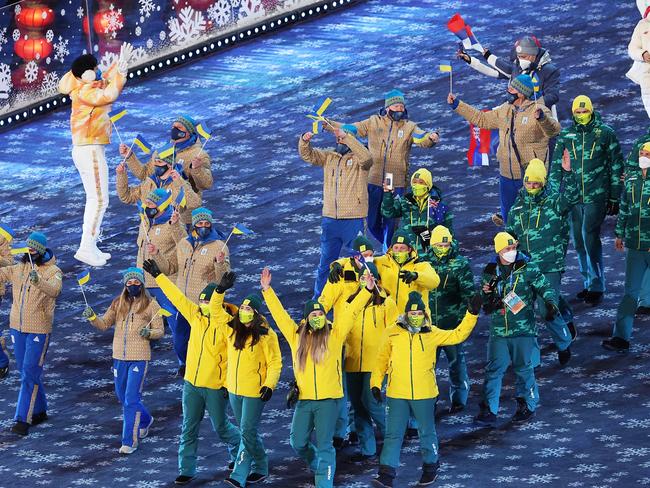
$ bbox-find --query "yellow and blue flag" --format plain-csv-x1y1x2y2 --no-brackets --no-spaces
439,62,452,73
0,224,14,244
175,187,187,209
232,223,253,235
77,269,91,286
158,308,173,317
10,246,29,255
133,134,153,154
158,144,175,161
412,129,429,144
196,123,212,140
109,108,127,123
312,97,332,116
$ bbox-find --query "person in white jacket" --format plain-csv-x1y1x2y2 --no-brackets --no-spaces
627,0,650,117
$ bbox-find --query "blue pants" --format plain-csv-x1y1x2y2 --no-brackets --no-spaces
499,175,523,223
613,249,650,341
368,184,404,252
178,381,240,476
569,202,606,293
11,330,49,423
313,217,364,299
0,334,8,368
148,287,187,365
380,397,438,471
346,372,386,456
639,270,650,307
436,344,469,406
482,336,539,414
113,359,151,448
290,399,340,488
535,272,572,352
230,394,267,486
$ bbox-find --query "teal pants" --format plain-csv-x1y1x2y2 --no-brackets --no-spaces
639,270,650,307
435,344,469,406
614,249,650,341
535,271,572,352
569,202,606,293
346,372,386,455
229,394,268,486
482,336,539,414
334,370,350,439
380,397,438,470
178,381,240,477
290,399,341,488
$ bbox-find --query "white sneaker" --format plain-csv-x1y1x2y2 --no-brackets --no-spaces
139,417,154,438
74,248,107,267
95,246,112,261
118,445,137,455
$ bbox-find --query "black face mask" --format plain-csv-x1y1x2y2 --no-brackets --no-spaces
145,207,158,219
335,143,350,155
196,226,212,239
507,92,520,104
22,252,44,265
126,284,142,297
154,165,169,177
171,127,187,141
388,109,407,121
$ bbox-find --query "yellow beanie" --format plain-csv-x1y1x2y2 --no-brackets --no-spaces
494,232,516,253
642,141,650,153
524,158,547,185
571,95,593,114
411,168,432,189
430,225,452,246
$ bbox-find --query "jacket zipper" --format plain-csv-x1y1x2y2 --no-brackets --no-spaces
18,278,28,333
183,245,199,295
381,121,394,181
257,361,262,386
123,307,132,359
86,107,96,140
334,157,342,219
193,322,210,385
359,311,365,372
313,362,318,400
409,334,414,400
581,132,585,203
639,179,645,249
235,350,242,394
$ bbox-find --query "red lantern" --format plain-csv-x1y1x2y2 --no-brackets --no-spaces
92,9,124,35
16,6,55,29
11,62,46,88
14,37,53,62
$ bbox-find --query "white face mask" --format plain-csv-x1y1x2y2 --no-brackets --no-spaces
364,256,374,263
500,250,517,263
640,156,650,169
519,59,532,70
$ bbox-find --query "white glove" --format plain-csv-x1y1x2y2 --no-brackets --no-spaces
117,42,134,75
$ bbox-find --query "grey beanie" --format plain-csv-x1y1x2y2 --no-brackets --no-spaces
515,36,539,56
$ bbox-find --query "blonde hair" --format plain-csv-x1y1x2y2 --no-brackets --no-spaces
295,321,331,372
112,288,152,318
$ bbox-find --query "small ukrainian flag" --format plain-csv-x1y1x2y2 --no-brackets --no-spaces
134,134,153,154
10,247,29,256
0,224,14,244
77,269,91,286
196,123,212,140
175,187,187,209
232,223,254,235
158,144,175,161
439,62,452,73
312,97,332,116
412,129,428,144
109,109,127,123
158,308,173,317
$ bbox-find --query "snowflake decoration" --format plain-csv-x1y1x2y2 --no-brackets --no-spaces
46,29,54,42
139,0,156,19
25,61,39,83
238,0,265,20
0,63,12,100
0,28,7,53
207,0,232,28
53,36,69,63
130,46,147,66
98,51,119,71
12,29,20,42
104,4,124,39
76,6,84,19
167,6,206,45
14,4,20,15
40,71,59,96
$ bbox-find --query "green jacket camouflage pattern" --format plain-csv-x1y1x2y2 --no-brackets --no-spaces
422,241,475,330
616,165,650,251
506,169,579,273
550,112,624,204
481,255,557,338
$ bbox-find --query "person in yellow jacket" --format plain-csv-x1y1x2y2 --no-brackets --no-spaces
373,229,440,312
208,272,282,488
260,266,372,488
142,259,240,485
344,262,398,462
59,44,134,267
0,224,15,378
82,267,164,454
370,291,481,488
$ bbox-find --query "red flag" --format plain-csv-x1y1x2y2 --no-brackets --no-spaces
446,13,466,35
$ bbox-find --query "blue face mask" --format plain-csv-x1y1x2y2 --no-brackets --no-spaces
95,69,102,81
126,284,142,297
145,207,158,219
154,164,169,177
171,127,187,141
336,143,350,155
388,110,406,121
196,226,212,239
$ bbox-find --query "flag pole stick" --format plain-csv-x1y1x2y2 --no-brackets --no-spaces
449,70,453,94
111,121,124,145
120,141,136,166
79,284,89,307
27,252,34,271
220,229,235,253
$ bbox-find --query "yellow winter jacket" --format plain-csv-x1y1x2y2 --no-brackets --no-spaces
210,291,282,398
58,63,126,146
370,311,478,400
373,251,439,312
156,274,228,389
263,286,370,400
318,256,364,320
344,291,398,373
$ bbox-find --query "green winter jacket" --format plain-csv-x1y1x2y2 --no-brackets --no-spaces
550,112,624,204
616,165,650,251
481,255,557,338
423,241,475,330
506,169,580,273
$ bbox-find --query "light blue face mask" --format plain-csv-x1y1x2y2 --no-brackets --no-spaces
95,69,102,81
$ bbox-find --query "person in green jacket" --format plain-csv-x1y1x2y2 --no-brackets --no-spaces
422,225,475,412
381,168,452,255
506,157,579,365
549,95,624,306
475,232,558,427
602,142,650,352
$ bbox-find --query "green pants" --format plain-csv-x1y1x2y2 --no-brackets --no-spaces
346,372,386,456
178,381,240,477
290,399,341,488
639,270,650,306
535,272,572,352
229,393,268,486
569,202,606,293
334,369,350,439
435,344,469,406
614,249,650,341
380,397,438,471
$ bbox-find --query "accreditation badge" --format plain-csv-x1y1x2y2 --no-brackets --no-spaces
503,291,525,315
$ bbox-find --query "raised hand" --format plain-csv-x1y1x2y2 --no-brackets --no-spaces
260,267,272,291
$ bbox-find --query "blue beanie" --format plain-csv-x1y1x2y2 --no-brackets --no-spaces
26,232,47,255
341,124,358,136
123,267,145,284
192,207,213,226
510,74,534,99
384,89,405,108
147,188,171,206
176,115,197,135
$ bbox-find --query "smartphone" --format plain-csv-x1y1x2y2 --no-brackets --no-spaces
385,172,394,190
344,270,357,282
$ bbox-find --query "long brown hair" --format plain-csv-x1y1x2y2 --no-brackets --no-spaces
295,321,331,372
112,287,152,318
230,313,263,350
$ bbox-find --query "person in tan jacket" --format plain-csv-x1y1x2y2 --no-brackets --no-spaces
83,267,164,454
0,224,15,378
327,89,440,251
119,115,213,227
449,74,561,226
299,125,372,298
0,232,62,436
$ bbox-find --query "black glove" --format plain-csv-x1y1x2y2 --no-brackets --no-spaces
220,386,229,399
328,262,344,284
482,49,492,60
399,271,418,284
286,381,299,409
216,271,236,293
260,386,273,402
544,301,558,321
371,386,383,403
606,201,619,216
468,293,483,315
458,48,471,64
143,259,161,278
419,230,431,244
